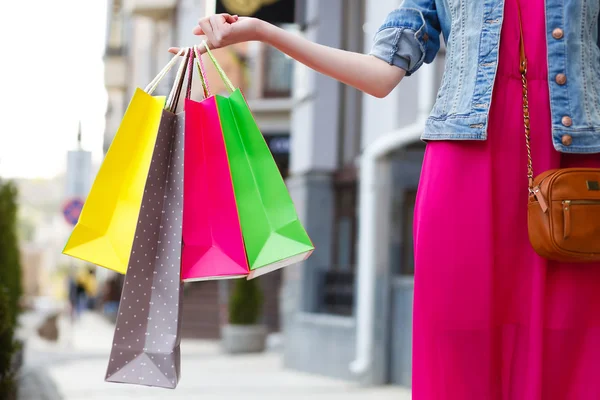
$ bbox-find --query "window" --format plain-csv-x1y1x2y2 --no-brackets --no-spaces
106,0,125,56
319,169,358,316
262,45,293,98
400,190,417,275
332,177,358,269
320,269,355,316
264,134,290,178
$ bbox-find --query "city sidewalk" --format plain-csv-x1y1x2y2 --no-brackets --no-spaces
21,311,412,400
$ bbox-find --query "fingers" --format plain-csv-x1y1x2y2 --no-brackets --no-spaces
224,14,239,23
209,14,224,46
169,46,199,57
168,13,238,55
200,13,237,24
168,47,189,56
201,16,217,46
168,45,208,57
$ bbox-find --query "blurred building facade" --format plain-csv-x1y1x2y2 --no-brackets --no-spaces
281,0,444,388
102,0,445,390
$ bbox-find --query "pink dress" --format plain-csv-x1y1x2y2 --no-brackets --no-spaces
412,0,600,398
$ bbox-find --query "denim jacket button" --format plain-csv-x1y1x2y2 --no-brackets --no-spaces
562,116,573,127
552,28,564,39
555,73,567,85
561,134,573,146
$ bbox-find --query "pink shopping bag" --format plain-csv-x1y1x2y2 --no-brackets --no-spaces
181,90,249,281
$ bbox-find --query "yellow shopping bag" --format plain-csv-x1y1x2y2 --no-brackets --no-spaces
63,51,186,274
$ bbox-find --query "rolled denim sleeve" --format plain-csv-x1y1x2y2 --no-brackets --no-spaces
369,2,441,76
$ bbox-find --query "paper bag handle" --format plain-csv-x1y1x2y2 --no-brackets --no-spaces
181,45,213,101
202,40,235,93
181,45,212,101
193,45,212,98
185,47,197,100
166,48,191,112
144,48,187,95
173,49,194,110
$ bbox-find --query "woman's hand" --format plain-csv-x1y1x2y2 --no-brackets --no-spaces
168,14,261,55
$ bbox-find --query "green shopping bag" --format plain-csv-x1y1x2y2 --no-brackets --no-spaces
202,43,314,279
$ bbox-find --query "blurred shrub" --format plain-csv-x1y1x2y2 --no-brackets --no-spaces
228,278,264,325
0,179,23,398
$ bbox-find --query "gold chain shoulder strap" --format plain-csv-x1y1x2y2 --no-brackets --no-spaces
516,0,535,194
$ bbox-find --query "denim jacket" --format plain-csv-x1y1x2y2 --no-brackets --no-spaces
370,0,600,154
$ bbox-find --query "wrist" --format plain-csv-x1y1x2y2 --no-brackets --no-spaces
253,18,271,43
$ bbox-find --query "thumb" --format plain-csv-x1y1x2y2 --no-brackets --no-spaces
168,45,209,56
218,13,238,23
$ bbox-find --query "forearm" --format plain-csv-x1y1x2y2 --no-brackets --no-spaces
257,20,405,98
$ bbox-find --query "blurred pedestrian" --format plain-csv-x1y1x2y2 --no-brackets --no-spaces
101,276,121,319
67,273,79,321
75,266,97,316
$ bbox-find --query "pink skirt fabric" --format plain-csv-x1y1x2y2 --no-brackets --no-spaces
412,0,600,399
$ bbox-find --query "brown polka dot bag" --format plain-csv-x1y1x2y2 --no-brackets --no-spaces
105,50,190,389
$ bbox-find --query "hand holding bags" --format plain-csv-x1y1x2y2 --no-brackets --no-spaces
105,50,190,389
64,42,314,390
63,50,186,274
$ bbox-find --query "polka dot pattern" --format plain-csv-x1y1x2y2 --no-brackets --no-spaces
105,112,185,389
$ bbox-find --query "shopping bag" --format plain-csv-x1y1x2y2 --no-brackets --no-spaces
181,48,249,281
203,43,314,280
63,50,186,274
105,50,190,389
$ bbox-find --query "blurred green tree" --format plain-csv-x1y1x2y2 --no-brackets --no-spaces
0,179,23,398
0,180,22,324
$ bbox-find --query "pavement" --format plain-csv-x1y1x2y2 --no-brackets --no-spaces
18,310,412,400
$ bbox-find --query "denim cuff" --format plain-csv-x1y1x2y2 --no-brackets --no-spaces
369,27,423,76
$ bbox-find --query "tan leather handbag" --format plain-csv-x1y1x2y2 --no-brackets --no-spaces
516,1,600,263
